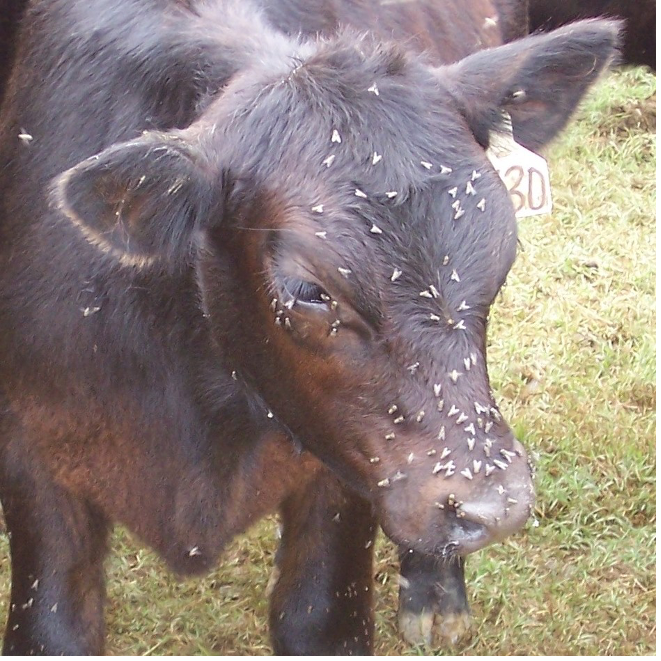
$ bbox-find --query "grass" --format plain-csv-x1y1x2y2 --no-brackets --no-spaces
0,66,656,655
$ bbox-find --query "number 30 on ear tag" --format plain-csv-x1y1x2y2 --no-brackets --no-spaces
486,117,552,219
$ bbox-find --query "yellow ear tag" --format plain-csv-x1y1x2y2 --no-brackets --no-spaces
486,114,552,218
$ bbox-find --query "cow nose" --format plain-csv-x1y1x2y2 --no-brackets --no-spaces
447,440,535,554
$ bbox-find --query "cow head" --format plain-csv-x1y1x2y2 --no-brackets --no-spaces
54,20,619,556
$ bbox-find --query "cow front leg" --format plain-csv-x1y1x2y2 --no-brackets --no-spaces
397,551,471,648
0,459,109,655
268,468,377,655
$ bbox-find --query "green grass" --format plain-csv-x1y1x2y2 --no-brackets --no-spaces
0,67,655,655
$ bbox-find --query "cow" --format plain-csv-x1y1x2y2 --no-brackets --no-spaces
0,0,533,651
0,1,531,648
529,0,655,70
0,0,528,644
0,0,618,655
0,0,530,650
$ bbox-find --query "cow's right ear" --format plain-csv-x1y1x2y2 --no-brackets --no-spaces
53,135,214,267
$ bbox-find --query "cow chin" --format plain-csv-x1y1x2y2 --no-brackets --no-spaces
375,442,535,557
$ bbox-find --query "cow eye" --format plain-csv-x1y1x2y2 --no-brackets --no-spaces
282,277,329,307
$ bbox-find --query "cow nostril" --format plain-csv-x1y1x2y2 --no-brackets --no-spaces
454,517,484,536
456,499,503,528
439,473,535,555
449,515,488,549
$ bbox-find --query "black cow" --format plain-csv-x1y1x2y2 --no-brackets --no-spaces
0,0,617,654
529,0,655,69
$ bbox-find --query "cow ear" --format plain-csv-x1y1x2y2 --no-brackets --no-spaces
442,19,621,151
53,135,213,267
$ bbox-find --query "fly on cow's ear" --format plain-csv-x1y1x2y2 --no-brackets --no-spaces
440,19,621,151
52,134,214,267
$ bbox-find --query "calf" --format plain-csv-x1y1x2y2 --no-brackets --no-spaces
529,0,655,69
0,0,617,654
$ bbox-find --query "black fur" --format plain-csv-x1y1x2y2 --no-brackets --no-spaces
529,0,655,70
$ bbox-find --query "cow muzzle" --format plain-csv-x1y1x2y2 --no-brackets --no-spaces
378,438,535,557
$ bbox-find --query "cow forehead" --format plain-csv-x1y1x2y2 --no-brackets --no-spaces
279,172,516,311
204,34,482,185
198,38,517,305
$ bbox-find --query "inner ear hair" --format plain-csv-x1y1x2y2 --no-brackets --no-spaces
443,19,622,151
51,135,213,267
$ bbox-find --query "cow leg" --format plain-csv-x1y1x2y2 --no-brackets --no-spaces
268,468,377,655
397,551,471,648
0,457,109,655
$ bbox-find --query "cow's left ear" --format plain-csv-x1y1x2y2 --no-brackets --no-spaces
441,19,621,150
53,134,215,267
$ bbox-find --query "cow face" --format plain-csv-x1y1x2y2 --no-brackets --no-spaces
55,21,619,556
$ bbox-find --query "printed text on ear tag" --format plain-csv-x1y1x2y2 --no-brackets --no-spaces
486,120,552,219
